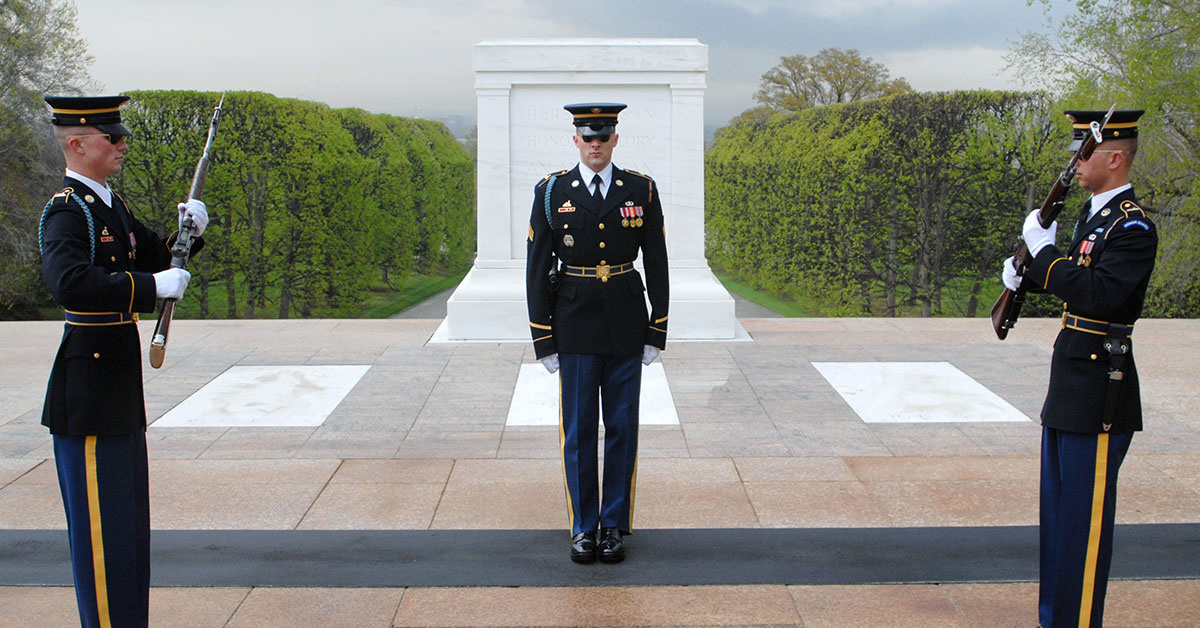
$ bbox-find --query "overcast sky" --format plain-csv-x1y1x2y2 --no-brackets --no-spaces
75,0,1062,133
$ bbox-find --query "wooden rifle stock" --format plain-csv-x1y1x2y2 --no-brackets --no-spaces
990,104,1116,340
149,94,224,368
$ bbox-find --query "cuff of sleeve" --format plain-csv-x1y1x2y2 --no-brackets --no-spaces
534,337,557,360
131,272,159,312
531,324,556,359
645,325,666,350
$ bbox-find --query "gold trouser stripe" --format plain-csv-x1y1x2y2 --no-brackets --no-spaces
85,437,112,628
1079,433,1110,627
558,374,575,533
627,457,638,532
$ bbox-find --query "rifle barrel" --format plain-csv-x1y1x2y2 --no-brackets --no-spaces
150,94,224,368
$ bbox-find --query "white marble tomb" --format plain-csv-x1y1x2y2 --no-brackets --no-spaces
439,38,741,343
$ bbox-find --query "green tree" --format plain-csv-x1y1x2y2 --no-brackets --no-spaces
0,0,93,318
1013,0,1200,316
113,90,475,320
754,48,912,112
707,91,1062,317
336,108,418,289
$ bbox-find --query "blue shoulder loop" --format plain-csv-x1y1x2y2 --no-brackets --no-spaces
544,175,557,230
39,192,97,263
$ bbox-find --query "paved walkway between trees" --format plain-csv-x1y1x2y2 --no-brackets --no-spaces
1,317,1197,627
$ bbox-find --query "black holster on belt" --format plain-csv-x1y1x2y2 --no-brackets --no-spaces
547,256,560,292
1100,323,1132,430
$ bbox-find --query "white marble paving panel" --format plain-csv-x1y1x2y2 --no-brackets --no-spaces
152,365,371,428
812,361,1031,424
506,363,679,426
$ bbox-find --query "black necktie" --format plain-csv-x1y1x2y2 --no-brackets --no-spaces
1073,198,1092,241
591,174,603,205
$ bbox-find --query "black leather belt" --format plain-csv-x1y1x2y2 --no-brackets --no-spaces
1063,313,1133,337
563,262,634,283
65,311,137,326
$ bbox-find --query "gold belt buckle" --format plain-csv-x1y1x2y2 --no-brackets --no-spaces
597,262,610,283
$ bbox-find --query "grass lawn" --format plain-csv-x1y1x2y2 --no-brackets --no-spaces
162,265,470,320
358,267,469,318
712,270,821,317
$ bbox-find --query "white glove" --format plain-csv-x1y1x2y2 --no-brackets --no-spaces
541,354,560,374
642,345,659,365
178,199,208,236
1001,256,1023,291
153,267,191,300
1022,209,1057,258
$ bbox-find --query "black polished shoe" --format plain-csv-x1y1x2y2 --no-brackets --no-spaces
598,527,625,563
570,531,597,564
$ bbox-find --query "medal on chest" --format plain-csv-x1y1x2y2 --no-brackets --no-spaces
621,203,644,228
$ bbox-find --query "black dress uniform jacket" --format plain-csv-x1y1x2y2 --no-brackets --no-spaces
526,165,669,358
40,176,203,436
1026,188,1157,434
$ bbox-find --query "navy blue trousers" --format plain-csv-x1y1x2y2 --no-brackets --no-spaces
1039,427,1132,628
558,352,641,536
54,432,150,628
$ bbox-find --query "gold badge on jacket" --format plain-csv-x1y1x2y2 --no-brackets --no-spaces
558,200,575,213
100,226,115,243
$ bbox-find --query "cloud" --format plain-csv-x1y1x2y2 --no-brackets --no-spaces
77,0,1049,129
883,46,1018,92
707,0,958,19
80,0,573,117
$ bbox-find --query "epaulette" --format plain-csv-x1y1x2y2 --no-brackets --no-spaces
623,169,654,182
51,186,74,200
1105,199,1153,238
538,169,570,187
1118,199,1145,217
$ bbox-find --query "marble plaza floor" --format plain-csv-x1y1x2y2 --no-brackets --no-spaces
1,317,1198,627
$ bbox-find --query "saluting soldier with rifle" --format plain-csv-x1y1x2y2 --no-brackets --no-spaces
37,94,218,628
996,108,1157,628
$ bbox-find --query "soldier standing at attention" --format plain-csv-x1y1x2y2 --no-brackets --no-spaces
1001,109,1156,627
39,95,207,627
526,103,670,564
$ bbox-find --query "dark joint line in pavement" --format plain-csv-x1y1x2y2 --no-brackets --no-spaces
3,524,1198,588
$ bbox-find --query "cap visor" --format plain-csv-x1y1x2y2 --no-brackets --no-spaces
95,122,131,137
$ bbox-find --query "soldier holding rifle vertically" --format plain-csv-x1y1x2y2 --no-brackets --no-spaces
999,109,1156,628
38,95,208,628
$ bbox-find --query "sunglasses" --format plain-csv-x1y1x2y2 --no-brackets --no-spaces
580,133,611,143
75,133,127,145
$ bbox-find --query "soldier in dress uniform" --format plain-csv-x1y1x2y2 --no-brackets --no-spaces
39,95,207,628
1002,109,1156,627
526,102,669,564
